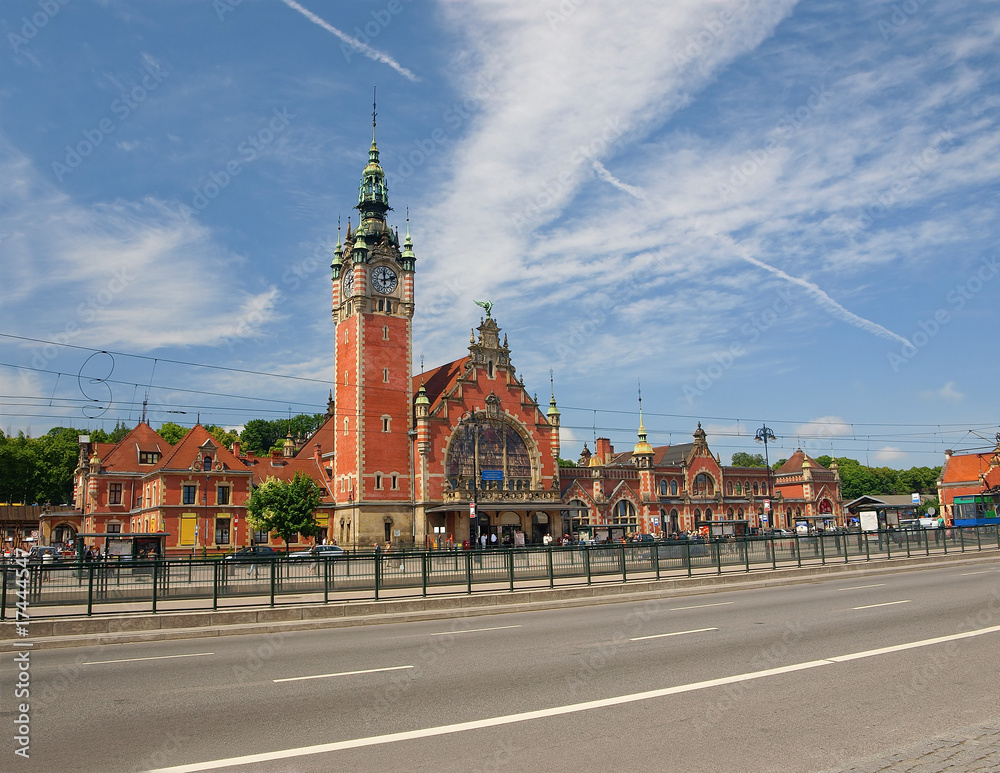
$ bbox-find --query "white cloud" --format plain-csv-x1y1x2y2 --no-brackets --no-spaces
873,446,906,465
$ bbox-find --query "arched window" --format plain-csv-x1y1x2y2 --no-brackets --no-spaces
737,507,744,518
613,500,636,524
761,482,768,496
693,473,714,496
670,480,678,496
726,481,733,496
727,508,734,517
659,480,668,497
705,507,713,520
752,482,759,496
693,508,701,520
734,482,742,495
203,456,212,471
447,420,532,488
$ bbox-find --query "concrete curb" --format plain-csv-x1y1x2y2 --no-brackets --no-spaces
3,552,996,650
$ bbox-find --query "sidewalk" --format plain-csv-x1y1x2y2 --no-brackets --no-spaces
3,551,996,651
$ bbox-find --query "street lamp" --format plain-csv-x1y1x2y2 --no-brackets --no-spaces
459,410,487,549
755,425,777,530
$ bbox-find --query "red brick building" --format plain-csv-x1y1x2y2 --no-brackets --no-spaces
936,442,1000,522
559,425,844,539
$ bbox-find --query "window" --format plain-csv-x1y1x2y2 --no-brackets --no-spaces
344,418,349,436
753,482,759,496
109,483,122,505
217,486,230,505
215,518,230,545
613,500,636,524
659,480,668,497
183,485,197,505
693,473,714,496
761,482,768,496
139,451,160,465
734,482,742,495
375,474,383,490
383,368,389,382
726,481,733,496
107,522,122,534
448,421,532,488
383,325,389,340
382,416,390,433
670,480,678,496
391,474,398,490
253,528,267,545
705,507,713,519
203,456,212,471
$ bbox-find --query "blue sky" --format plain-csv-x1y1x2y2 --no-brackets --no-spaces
1,0,998,471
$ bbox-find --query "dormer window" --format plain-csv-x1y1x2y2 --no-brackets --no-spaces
203,456,212,472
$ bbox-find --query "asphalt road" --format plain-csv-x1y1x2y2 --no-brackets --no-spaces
5,559,1000,772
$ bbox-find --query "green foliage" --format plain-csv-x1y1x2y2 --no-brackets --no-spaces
825,457,941,501
245,472,323,551
205,424,240,449
156,422,188,445
0,427,79,504
557,457,577,468
239,414,327,456
730,451,766,467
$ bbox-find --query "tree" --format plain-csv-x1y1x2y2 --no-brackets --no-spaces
558,457,577,468
156,422,188,445
205,424,240,449
240,415,327,456
731,452,766,467
245,473,323,551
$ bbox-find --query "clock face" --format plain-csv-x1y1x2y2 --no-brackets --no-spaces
371,265,398,294
342,270,354,297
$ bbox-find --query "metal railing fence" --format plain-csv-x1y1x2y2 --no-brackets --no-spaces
3,525,997,618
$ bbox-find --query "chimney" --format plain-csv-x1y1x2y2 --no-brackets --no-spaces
313,442,322,462
596,437,613,463
232,440,241,458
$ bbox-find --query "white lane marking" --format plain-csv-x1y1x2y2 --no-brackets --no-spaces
960,571,988,576
852,600,911,610
146,623,1000,773
273,665,413,683
835,584,885,591
632,627,718,641
84,652,214,665
430,625,522,636
669,602,734,611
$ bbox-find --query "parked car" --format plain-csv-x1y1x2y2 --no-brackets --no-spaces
770,529,795,537
224,546,278,561
289,545,345,559
27,546,63,563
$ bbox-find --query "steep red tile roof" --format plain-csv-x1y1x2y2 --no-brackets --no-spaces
95,423,170,473
941,452,994,485
412,357,468,408
152,425,249,473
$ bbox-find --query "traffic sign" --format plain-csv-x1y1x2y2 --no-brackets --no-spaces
469,502,476,518
911,493,920,505
763,499,771,512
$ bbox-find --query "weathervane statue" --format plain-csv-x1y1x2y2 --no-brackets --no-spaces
474,299,493,318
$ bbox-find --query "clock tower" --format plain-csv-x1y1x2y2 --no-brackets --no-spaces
331,111,416,547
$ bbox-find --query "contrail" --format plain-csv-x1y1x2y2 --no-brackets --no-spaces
278,0,419,82
732,246,911,347
593,160,646,200
590,165,910,347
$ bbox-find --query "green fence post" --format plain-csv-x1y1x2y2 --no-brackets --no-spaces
960,527,965,552
0,565,6,621
886,532,892,560
713,540,721,575
796,536,802,568
975,526,981,551
654,542,662,580
686,541,693,578
924,531,930,557
508,548,515,593
621,543,628,583
86,564,95,616
771,535,777,570
584,546,592,585
375,554,381,601
864,532,870,561
149,560,158,614
212,560,219,610
547,547,554,589
744,538,751,573
323,557,330,604
270,559,277,607
421,552,428,597
465,551,472,595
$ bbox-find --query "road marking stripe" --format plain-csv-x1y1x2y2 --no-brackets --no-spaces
146,623,1000,773
430,625,522,636
852,600,911,610
273,665,413,683
835,583,885,591
669,602,734,611
84,652,214,665
960,571,988,576
632,627,717,641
